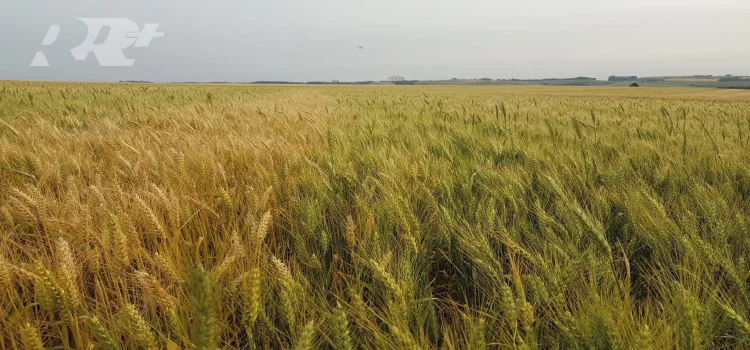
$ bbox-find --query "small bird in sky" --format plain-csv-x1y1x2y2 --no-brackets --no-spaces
358,46,364,49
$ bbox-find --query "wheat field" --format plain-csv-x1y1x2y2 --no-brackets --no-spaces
1,82,750,349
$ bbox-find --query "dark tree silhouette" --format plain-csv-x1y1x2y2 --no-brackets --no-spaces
388,76,405,83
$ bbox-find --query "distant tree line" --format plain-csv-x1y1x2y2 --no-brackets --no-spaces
608,76,638,81
718,76,750,82
534,77,596,81
450,77,597,82
250,81,377,85
252,81,303,84
306,81,376,85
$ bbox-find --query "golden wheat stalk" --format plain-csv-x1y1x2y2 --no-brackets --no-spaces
20,323,44,350
55,237,81,307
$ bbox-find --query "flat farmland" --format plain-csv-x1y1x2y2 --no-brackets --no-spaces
1,82,750,349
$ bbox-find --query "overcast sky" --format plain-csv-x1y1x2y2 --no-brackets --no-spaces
1,0,749,82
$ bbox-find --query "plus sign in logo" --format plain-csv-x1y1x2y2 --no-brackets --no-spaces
32,18,164,67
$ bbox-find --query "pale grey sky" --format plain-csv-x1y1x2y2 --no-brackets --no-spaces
1,0,749,82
